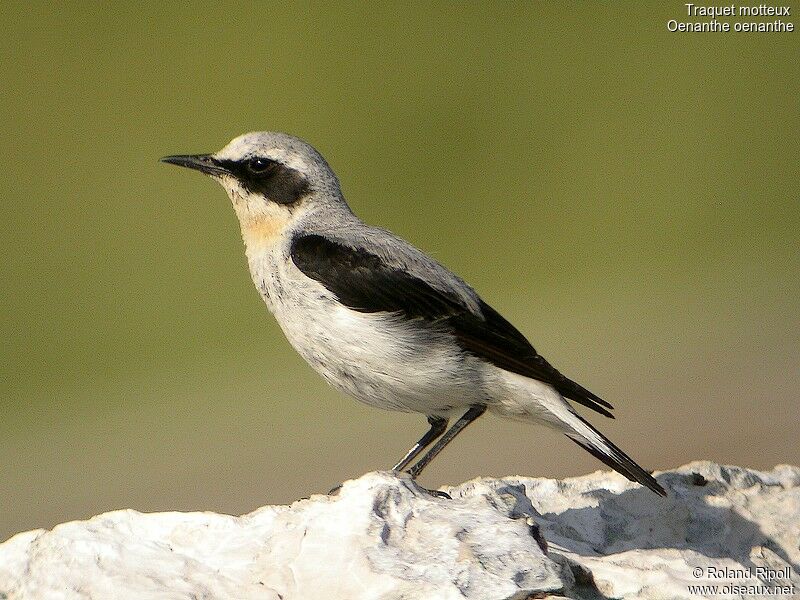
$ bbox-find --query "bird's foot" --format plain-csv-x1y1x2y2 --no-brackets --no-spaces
391,470,452,499
421,487,452,500
330,481,448,499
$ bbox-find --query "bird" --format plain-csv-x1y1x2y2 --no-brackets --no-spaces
161,131,666,497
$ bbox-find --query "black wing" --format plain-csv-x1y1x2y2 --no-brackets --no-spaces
290,234,614,418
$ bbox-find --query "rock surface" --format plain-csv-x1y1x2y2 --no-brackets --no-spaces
0,462,798,599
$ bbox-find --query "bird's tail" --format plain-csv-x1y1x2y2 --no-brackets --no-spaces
490,372,666,496
562,410,666,496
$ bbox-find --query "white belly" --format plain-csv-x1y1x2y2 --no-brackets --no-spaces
251,251,486,415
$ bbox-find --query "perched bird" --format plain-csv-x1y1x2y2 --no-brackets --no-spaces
161,132,666,496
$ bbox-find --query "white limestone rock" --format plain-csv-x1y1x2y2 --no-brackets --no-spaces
445,461,800,599
0,472,562,600
1,462,798,600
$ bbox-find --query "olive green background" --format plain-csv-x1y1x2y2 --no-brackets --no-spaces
1,2,798,542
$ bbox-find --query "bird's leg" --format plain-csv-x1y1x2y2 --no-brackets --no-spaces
407,405,487,479
330,416,448,496
392,415,448,472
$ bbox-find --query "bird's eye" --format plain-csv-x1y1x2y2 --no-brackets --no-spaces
247,157,273,175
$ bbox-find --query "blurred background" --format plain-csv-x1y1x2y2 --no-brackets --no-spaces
1,2,798,542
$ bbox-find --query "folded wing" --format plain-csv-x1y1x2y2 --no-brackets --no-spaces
290,233,614,418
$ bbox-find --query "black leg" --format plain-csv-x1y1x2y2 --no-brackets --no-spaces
407,405,487,479
392,415,448,472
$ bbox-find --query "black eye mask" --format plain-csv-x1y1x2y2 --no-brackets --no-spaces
217,157,310,205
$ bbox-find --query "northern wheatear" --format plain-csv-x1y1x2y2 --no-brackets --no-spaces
161,132,666,496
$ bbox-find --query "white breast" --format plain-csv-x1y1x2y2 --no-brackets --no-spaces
245,243,487,416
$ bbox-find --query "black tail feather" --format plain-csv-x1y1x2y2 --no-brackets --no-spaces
566,416,666,497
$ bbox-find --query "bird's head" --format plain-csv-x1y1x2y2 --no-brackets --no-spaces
161,132,346,248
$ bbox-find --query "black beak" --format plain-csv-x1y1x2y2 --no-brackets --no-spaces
160,154,229,176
